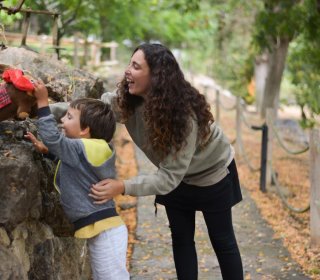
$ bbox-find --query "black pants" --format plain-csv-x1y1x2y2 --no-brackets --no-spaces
164,206,243,280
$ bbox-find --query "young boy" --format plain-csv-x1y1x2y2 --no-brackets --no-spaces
28,80,129,280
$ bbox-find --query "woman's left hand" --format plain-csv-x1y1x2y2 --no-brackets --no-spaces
89,179,125,204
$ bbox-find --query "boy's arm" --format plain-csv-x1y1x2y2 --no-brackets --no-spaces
33,81,82,166
25,131,49,154
33,80,49,109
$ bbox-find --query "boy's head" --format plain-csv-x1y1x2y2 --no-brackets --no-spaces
61,98,116,142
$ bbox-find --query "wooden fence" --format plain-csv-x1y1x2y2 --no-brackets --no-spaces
201,82,320,248
4,31,118,69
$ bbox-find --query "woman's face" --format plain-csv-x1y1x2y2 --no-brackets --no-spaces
125,49,151,98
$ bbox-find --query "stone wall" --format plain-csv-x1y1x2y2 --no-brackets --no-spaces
0,120,91,279
0,47,108,279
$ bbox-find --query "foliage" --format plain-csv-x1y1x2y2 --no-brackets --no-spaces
25,0,99,38
205,0,261,101
252,0,304,53
3,0,320,123
0,0,23,26
288,38,320,128
245,0,320,124
286,0,320,127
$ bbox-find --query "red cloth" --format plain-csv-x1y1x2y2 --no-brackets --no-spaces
2,69,34,92
0,83,12,109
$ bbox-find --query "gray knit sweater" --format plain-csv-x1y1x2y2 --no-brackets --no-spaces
37,107,117,223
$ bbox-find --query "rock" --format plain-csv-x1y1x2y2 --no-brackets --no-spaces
28,237,90,280
0,119,91,278
0,47,104,101
0,244,27,280
275,119,309,147
0,228,10,246
0,47,103,278
11,224,30,273
0,138,43,229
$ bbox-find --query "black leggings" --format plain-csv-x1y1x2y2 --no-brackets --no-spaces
165,206,243,280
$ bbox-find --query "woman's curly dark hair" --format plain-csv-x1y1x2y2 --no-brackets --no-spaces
117,43,214,158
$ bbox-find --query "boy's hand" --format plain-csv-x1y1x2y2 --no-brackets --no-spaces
24,131,49,154
33,80,49,108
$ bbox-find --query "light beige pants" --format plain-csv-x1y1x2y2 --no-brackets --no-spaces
88,225,129,280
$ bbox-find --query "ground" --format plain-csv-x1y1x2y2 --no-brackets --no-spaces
215,102,320,279
112,99,319,279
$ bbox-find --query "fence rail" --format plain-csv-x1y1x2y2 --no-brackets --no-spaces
4,32,118,68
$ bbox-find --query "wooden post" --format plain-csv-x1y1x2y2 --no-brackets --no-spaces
95,43,101,66
91,42,100,66
39,34,47,55
21,12,31,46
73,33,80,68
52,14,59,59
235,96,242,156
215,88,220,125
309,128,320,247
265,108,274,189
83,39,89,66
110,41,117,61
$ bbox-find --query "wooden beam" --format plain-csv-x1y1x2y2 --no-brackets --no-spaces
309,128,320,247
21,12,31,46
0,6,59,16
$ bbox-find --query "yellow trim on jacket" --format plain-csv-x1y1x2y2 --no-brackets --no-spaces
74,216,124,239
81,138,112,166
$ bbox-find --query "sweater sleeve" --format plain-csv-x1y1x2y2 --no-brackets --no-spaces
123,119,198,196
37,107,83,166
100,92,121,121
49,93,120,122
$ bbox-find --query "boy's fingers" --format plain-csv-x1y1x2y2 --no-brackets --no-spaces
27,133,36,140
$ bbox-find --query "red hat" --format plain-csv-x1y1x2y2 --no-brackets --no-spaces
2,69,34,92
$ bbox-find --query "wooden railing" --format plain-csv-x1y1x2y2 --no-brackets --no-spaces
4,32,118,68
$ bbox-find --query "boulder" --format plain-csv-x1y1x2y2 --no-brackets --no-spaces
0,244,27,280
0,47,104,101
0,47,100,278
0,119,90,278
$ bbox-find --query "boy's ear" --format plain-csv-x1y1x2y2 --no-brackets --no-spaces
80,126,90,137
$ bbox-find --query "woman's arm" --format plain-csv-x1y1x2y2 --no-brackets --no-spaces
49,92,119,122
49,102,69,122
90,118,199,201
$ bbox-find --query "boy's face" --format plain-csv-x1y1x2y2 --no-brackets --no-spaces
61,107,87,138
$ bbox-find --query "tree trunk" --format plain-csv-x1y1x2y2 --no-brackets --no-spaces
254,53,269,115
260,37,290,118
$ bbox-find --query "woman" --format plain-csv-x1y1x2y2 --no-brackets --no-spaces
90,43,244,280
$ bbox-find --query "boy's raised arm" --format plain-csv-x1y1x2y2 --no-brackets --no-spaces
33,80,49,108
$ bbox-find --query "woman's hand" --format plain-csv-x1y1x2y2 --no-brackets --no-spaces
24,131,49,154
89,179,125,204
